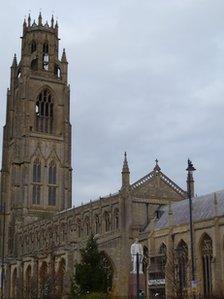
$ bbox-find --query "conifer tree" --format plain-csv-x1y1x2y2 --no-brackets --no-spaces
73,235,112,295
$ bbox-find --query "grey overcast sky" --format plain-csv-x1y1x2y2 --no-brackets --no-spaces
1,0,224,205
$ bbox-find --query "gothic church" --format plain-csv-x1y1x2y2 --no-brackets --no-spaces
0,14,190,298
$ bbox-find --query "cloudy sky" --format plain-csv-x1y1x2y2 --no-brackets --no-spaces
1,0,224,205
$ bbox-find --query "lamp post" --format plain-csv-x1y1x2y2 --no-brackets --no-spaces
136,252,139,299
186,159,196,297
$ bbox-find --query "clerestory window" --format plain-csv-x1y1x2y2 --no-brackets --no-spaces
36,89,53,134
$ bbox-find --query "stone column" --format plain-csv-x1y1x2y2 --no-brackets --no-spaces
165,232,175,299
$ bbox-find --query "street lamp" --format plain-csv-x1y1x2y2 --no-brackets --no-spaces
186,159,196,297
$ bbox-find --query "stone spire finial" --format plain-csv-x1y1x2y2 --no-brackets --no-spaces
154,158,161,172
11,54,17,68
122,152,130,174
38,11,42,26
28,13,31,26
121,152,130,189
61,48,67,63
51,15,54,27
23,17,27,34
23,17,27,27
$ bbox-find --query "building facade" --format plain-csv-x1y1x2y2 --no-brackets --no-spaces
147,192,224,298
0,15,197,299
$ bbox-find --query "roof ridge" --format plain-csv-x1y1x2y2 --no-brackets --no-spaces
159,170,187,197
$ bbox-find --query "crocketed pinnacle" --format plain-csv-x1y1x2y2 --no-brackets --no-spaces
122,152,130,174
11,54,17,68
61,48,67,63
51,15,54,27
38,11,42,26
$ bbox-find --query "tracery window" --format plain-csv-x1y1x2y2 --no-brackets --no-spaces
176,240,188,299
32,158,41,204
54,64,61,78
56,258,66,296
48,161,57,206
31,58,38,71
201,234,213,295
36,89,53,133
101,252,113,292
85,216,90,235
159,243,167,271
31,41,37,53
39,261,48,295
25,265,32,298
104,211,110,232
95,214,100,234
114,208,119,230
11,268,18,299
77,218,82,237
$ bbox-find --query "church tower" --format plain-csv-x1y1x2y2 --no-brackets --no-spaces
1,13,72,241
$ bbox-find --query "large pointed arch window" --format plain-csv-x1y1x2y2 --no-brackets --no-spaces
48,161,57,206
36,89,53,134
32,158,41,204
176,240,188,299
201,234,213,295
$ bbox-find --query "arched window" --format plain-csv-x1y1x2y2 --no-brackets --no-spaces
43,42,49,70
85,216,90,235
104,211,110,232
32,159,41,204
95,214,100,234
77,218,82,238
36,89,53,133
54,64,61,78
201,234,213,295
25,265,32,298
31,41,37,53
39,261,48,296
11,268,18,299
114,209,119,230
56,258,66,296
31,58,38,71
101,252,113,293
49,161,56,184
176,240,188,299
48,161,57,206
159,243,167,270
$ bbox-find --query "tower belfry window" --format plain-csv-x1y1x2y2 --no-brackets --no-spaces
31,41,37,53
32,159,41,205
36,89,53,133
48,161,57,206
43,42,49,70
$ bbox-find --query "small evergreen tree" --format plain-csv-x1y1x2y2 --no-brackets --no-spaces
73,235,112,295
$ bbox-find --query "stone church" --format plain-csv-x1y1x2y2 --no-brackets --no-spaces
1,14,222,299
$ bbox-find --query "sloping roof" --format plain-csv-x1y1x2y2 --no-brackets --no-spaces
155,190,224,229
